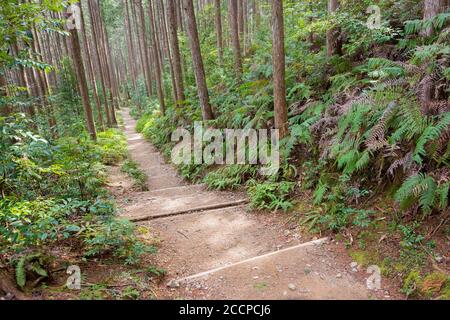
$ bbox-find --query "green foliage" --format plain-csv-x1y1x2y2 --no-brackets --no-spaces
394,174,448,215
247,181,295,212
97,129,128,165
83,218,156,265
15,252,49,288
121,160,148,191
204,165,257,190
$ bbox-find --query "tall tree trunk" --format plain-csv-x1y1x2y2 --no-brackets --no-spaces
68,4,97,141
0,71,11,116
326,0,340,57
182,0,214,121
214,0,223,66
228,0,243,81
80,1,104,131
124,0,137,89
176,0,184,32
87,0,112,126
271,0,288,139
167,0,186,105
136,0,153,97
147,0,166,114
423,0,443,36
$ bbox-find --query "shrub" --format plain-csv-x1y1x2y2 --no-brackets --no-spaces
97,129,128,165
247,181,295,212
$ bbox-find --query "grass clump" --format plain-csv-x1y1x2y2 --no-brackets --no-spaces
121,160,148,191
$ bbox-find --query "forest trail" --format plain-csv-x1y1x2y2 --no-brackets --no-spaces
118,109,372,300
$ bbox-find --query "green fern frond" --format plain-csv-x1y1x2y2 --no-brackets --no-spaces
437,182,449,209
355,150,371,172
313,181,328,205
419,176,437,214
15,256,27,288
395,173,425,210
413,113,450,164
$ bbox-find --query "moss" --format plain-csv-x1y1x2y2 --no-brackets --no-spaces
440,279,450,300
349,249,380,268
401,270,421,298
420,272,449,298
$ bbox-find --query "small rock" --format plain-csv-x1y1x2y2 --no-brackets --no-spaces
252,266,259,270
283,291,288,296
350,262,358,268
352,268,358,273
253,276,259,280
4,293,14,300
336,273,342,278
435,256,443,263
167,280,180,288
288,283,297,291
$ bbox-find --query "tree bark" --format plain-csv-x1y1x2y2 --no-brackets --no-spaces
423,0,443,36
167,0,186,105
326,0,340,57
124,0,137,89
69,4,97,141
271,0,288,139
147,0,166,114
214,0,223,66
0,71,11,116
136,0,153,97
88,0,112,126
80,1,104,131
182,0,214,121
228,0,243,81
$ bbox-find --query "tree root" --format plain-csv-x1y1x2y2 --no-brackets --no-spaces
0,270,30,300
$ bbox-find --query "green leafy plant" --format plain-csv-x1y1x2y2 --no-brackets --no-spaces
247,180,295,212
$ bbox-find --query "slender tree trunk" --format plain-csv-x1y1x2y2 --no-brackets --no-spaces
214,0,223,66
253,0,260,32
271,0,288,139
228,0,243,81
326,0,340,57
124,0,137,89
147,0,166,114
68,4,97,141
182,0,214,120
0,71,11,116
423,0,443,36
80,1,104,131
87,0,112,126
167,0,186,105
136,0,153,97
175,0,184,32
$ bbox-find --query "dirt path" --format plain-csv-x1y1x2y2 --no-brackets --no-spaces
117,109,385,300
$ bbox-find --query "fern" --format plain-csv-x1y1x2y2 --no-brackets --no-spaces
413,113,450,164
15,252,44,288
395,174,426,210
419,175,437,214
15,256,27,288
313,181,328,205
437,182,450,209
394,173,446,213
